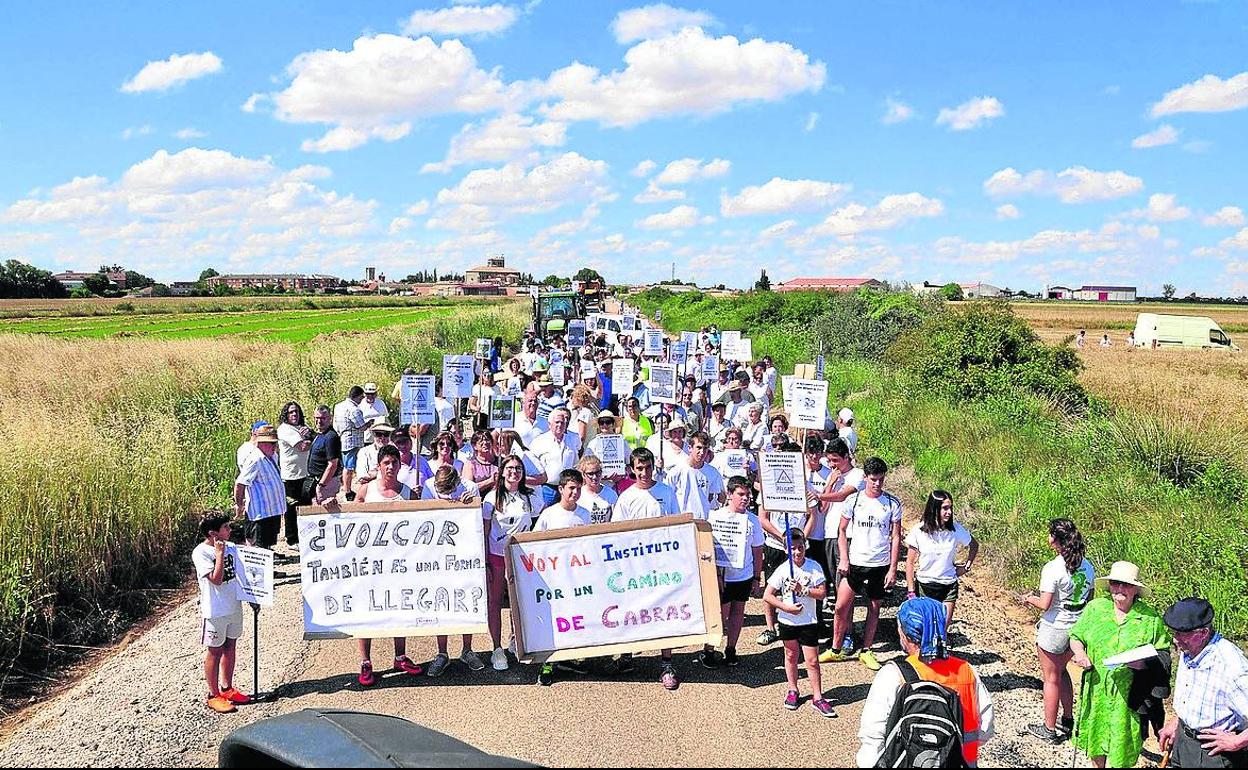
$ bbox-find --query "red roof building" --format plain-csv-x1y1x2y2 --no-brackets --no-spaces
775,277,885,293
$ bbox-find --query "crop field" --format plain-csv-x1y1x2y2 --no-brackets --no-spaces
1012,299,1248,336
0,293,492,319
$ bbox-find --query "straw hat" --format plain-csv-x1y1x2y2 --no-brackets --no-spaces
370,421,394,434
254,426,279,443
1095,561,1151,599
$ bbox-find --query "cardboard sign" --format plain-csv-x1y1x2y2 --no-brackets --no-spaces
297,502,487,640
720,331,741,359
670,341,688,366
611,358,634,395
648,362,678,404
441,355,474,399
622,314,637,332
234,545,275,607
788,379,829,430
759,451,807,514
507,516,721,663
595,433,627,477
550,362,566,386
567,320,587,349
710,516,748,571
475,338,492,360
701,355,719,384
644,329,665,358
490,396,515,429
815,355,826,381
402,374,437,426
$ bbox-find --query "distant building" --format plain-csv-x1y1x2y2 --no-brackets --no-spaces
1046,285,1076,300
465,256,522,286
169,281,198,296
961,282,1006,299
410,282,507,298
775,277,885,293
52,270,127,290
365,266,376,282
204,273,342,292
1074,285,1137,302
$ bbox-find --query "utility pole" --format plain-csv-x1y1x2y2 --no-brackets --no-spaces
671,262,675,282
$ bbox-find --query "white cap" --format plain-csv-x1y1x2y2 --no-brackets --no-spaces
363,382,378,394
838,407,854,423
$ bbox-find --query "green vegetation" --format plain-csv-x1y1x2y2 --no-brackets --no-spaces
633,288,1248,637
0,294,494,320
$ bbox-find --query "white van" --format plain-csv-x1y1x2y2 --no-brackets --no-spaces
1132,313,1240,351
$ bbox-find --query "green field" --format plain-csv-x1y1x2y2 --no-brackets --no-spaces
2,305,461,343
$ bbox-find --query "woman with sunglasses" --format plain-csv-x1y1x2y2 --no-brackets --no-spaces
276,401,313,547
467,431,499,496
483,454,544,671
428,431,464,476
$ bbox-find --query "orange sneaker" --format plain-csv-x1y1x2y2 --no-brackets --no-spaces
207,695,236,714
220,687,251,705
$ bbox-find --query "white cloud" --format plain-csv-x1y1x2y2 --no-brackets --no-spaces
983,166,1145,204
935,96,1004,131
541,27,825,127
759,219,797,239
1221,227,1248,251
435,151,609,215
653,157,730,186
804,112,819,132
1203,206,1245,227
301,124,413,153
1132,124,1180,149
634,182,685,204
241,94,265,113
881,98,914,125
611,4,715,44
121,125,153,140
720,177,848,217
121,148,276,192
267,35,523,150
388,217,413,234
405,200,431,216
1126,193,1190,223
401,4,520,37
1151,72,1248,116
934,222,1158,265
996,204,1020,220
421,113,567,172
635,204,713,230
810,193,944,236
630,159,657,177
121,52,223,94
174,128,208,140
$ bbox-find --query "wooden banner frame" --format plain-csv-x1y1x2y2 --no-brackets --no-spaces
505,515,722,664
295,499,487,640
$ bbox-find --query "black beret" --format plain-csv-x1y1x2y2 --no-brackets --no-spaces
1164,597,1214,632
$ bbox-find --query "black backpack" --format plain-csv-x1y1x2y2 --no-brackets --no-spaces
875,660,969,769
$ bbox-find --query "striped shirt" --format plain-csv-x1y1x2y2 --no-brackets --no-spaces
236,453,286,521
1175,634,1248,732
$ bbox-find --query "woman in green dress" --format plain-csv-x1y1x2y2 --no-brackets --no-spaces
1069,561,1171,768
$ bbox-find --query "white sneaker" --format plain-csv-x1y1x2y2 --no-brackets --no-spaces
491,647,509,671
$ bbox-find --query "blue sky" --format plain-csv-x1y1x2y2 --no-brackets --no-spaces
1,1,1246,294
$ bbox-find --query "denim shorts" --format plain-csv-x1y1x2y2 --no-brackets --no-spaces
342,447,360,471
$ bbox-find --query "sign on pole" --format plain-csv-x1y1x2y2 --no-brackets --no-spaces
622,314,637,332
670,341,688,366
579,360,596,382
567,320,587,349
737,338,753,363
719,448,749,478
759,451,807,514
781,374,796,415
701,355,719,384
788,379,829,430
720,331,741,359
474,338,492,360
297,502,488,640
442,355,474,399
550,362,566,386
490,396,515,429
402,374,437,426
611,358,634,395
507,516,721,663
644,329,664,358
815,355,826,381
595,433,627,477
680,331,699,351
648,362,678,404
234,545,275,607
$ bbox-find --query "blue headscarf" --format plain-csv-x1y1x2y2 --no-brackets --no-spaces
898,597,948,661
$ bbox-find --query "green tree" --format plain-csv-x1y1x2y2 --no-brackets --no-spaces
573,267,605,284
82,273,115,296
123,270,156,290
150,283,172,297
940,282,964,301
541,274,563,287
754,269,771,292
0,259,68,299
1162,283,1176,300
198,267,219,283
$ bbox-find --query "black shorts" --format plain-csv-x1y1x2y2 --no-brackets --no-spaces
243,516,281,549
847,565,890,601
762,545,788,580
917,580,959,603
721,578,754,604
778,623,821,648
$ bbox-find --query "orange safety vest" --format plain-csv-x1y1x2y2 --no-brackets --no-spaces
907,654,983,765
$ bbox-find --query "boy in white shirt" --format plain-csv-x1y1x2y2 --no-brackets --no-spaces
764,529,836,718
705,476,764,668
193,513,250,714
533,468,593,686
665,431,725,521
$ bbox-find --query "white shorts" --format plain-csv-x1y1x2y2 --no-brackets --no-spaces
202,611,244,648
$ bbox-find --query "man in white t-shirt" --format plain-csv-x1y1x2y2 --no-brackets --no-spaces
359,383,389,444
333,386,371,499
534,469,592,532
815,438,866,592
576,455,618,524
193,513,248,714
665,431,725,521
826,456,901,673
530,408,581,507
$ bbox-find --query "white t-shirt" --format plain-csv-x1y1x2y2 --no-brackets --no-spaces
843,491,903,567
645,434,687,476
530,432,581,481
708,508,765,583
193,542,241,620
534,504,592,532
360,397,389,438
906,523,974,584
666,461,725,521
419,479,481,503
611,482,680,522
276,423,310,481
1039,556,1096,629
806,465,833,540
828,467,867,539
362,479,415,502
513,413,543,447
740,420,767,451
840,424,859,456
396,455,433,490
767,558,825,627
482,489,543,557
580,485,618,524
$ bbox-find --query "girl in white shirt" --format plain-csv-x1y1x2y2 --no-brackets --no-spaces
482,455,544,672
904,490,979,632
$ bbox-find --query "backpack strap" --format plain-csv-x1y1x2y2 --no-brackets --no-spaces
894,658,921,686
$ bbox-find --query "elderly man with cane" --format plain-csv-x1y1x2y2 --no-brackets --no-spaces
1158,597,1248,768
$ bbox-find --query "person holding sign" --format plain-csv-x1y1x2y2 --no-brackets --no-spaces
711,426,756,482
764,529,837,718
756,441,816,648
585,411,629,489
195,512,250,714
392,426,432,493
484,455,544,672
707,476,764,669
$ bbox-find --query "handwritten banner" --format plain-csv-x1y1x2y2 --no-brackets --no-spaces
298,503,487,639
234,545,275,607
507,517,720,661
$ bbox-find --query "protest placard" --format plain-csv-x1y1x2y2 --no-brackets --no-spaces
550,362,566,386
234,545,275,607
759,451,807,514
737,338,753,363
474,338,492,360
670,340,687,366
720,331,741,359
644,329,664,358
594,433,627,477
507,516,721,662
781,374,796,415
567,320,587,349
442,355,474,399
655,309,663,322
720,448,749,478
788,378,829,430
815,355,826,381
622,314,637,332
297,501,487,640
550,349,565,365
400,374,435,425
710,516,748,571
580,360,596,382
701,355,719,383
529,285,540,299
648,362,678,404
681,331,699,351
490,396,515,429
611,358,634,395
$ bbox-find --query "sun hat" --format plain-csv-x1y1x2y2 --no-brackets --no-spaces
537,373,554,386
370,421,394,434
596,409,617,421
665,417,687,433
1095,561,1151,599
838,407,854,423
254,426,279,443
363,382,378,394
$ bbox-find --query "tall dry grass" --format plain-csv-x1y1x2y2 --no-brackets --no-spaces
0,302,527,682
